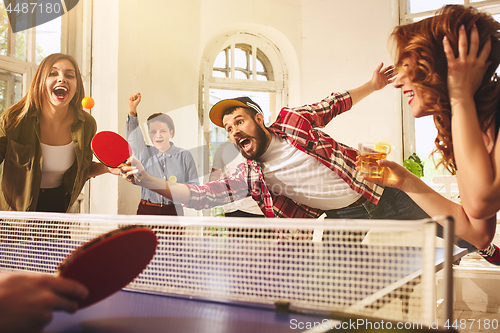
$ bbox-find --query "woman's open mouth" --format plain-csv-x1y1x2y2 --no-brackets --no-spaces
53,86,69,99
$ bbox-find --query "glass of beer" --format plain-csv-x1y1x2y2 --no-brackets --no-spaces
358,142,391,178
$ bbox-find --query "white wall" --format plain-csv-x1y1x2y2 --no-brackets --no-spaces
90,0,400,215
300,0,401,162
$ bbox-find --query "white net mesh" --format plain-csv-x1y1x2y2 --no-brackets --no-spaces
0,212,452,323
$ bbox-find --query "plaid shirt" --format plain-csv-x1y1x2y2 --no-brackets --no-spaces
186,91,384,218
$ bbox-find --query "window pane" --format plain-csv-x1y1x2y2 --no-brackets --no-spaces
3,7,29,60
234,70,247,79
257,48,273,81
0,5,8,56
14,30,27,60
257,74,267,81
256,59,264,72
0,69,23,113
0,3,62,62
213,50,226,69
234,48,247,69
14,78,22,101
211,44,273,81
414,116,447,180
410,14,433,23
36,17,61,64
0,79,5,113
212,70,226,78
407,0,462,14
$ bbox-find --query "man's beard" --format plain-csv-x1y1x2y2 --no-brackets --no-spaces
237,123,268,160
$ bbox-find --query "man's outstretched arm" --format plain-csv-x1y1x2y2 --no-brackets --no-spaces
348,62,395,106
119,157,250,210
120,157,191,203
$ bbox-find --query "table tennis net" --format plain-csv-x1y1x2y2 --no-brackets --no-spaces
0,212,446,323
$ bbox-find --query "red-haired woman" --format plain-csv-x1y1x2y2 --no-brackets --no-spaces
363,5,500,265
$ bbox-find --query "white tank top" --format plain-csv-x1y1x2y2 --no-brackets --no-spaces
40,142,75,189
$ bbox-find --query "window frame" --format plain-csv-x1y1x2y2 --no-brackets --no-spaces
200,31,288,181
213,43,274,81
0,0,92,98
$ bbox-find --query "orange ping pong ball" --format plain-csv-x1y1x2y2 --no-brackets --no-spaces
82,97,95,109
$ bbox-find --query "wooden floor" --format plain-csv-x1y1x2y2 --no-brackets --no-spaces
436,243,500,333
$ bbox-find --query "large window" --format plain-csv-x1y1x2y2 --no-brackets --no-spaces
200,32,288,216
1,1,62,112
0,0,87,114
209,43,276,156
201,32,288,176
400,0,500,191
0,69,22,113
212,44,273,81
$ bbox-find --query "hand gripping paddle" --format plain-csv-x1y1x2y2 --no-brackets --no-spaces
91,130,143,180
57,225,158,309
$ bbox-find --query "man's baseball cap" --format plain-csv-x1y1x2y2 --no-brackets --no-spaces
209,97,263,128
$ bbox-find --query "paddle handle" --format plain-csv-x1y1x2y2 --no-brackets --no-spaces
118,161,144,182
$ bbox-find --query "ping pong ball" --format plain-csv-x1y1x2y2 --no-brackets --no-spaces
82,97,95,109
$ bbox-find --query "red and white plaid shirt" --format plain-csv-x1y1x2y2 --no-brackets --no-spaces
186,91,384,218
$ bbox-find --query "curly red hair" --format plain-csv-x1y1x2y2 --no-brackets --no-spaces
391,5,500,173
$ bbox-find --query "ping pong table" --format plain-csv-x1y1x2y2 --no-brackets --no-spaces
43,285,458,333
45,289,346,333
0,213,466,332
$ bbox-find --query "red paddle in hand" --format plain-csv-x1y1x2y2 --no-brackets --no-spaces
91,130,143,180
57,225,157,309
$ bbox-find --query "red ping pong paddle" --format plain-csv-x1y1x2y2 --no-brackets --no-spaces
91,131,144,180
57,225,158,309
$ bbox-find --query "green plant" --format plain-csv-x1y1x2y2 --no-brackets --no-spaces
403,153,424,178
